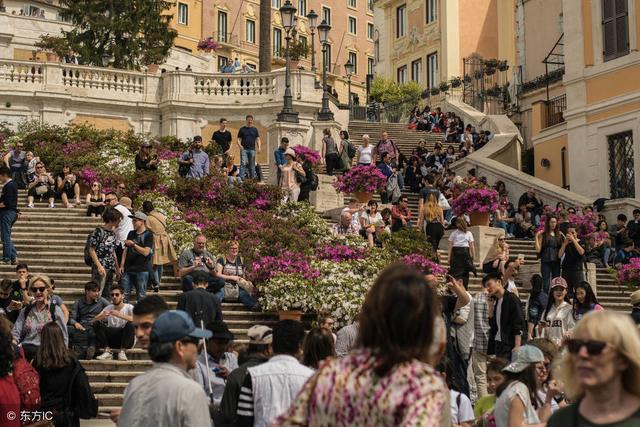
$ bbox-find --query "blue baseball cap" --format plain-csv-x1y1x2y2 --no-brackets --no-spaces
150,310,212,343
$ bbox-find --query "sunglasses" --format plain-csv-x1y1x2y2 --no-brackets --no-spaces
498,238,506,241
111,293,122,297
30,287,46,293
566,339,608,356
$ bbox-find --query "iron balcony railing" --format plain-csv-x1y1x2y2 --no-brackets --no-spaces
544,94,566,129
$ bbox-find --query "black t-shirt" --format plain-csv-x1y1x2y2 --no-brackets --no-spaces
562,240,586,270
237,126,259,150
213,130,232,153
420,186,441,202
124,230,154,272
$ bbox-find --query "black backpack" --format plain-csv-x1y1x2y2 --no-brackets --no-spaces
346,141,356,159
309,171,319,191
178,151,192,177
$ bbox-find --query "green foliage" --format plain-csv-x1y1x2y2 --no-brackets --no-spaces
58,0,178,69
288,39,311,61
369,77,401,103
34,34,70,57
398,80,422,104
378,227,436,260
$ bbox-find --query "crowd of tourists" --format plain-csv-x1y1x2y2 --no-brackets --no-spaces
1,115,640,427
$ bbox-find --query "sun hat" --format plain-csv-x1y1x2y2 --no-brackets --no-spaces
151,310,212,343
550,277,568,290
503,345,544,373
247,325,273,345
128,211,148,221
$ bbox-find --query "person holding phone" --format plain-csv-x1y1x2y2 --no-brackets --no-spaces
559,225,586,297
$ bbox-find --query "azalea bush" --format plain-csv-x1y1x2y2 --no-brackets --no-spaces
333,164,387,194
292,145,321,165
197,37,219,52
613,258,640,289
402,254,447,275
451,186,500,215
258,274,316,313
249,252,320,285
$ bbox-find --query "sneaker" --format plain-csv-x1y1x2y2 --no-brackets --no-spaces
96,351,113,360
118,351,128,361
75,199,81,205
152,285,159,293
27,203,34,208
86,346,96,360
49,203,55,209
65,203,74,209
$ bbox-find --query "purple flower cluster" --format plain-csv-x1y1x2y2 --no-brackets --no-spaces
249,252,320,284
401,254,447,275
158,149,180,160
316,244,367,262
292,145,321,165
617,258,640,287
78,167,99,185
197,37,219,52
62,140,93,156
333,165,388,194
537,211,597,239
451,187,499,215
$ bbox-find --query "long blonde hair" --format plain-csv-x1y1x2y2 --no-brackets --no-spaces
421,194,442,222
557,311,640,400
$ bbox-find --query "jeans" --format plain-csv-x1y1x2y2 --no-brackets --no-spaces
151,264,163,288
494,220,509,233
603,247,612,267
540,261,561,293
91,265,115,299
240,149,257,179
236,287,257,309
0,210,17,262
10,167,26,189
182,273,225,294
121,271,149,302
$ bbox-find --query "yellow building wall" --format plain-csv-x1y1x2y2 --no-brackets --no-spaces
587,101,640,124
534,134,569,187
70,116,133,132
458,0,499,63
13,48,46,61
200,121,268,164
169,0,203,52
586,63,640,104
582,0,594,66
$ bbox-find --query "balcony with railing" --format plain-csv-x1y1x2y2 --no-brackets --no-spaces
543,94,566,129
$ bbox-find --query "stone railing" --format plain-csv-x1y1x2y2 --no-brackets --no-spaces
0,59,318,108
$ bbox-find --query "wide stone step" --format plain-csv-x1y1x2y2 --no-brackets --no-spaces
87,371,143,383
95,394,124,407
91,382,128,395
13,226,97,233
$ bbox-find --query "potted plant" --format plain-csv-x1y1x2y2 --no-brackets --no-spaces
486,85,501,97
463,74,473,84
430,87,440,96
288,39,311,69
258,273,316,320
292,145,321,166
484,58,499,68
333,164,387,203
474,69,484,80
451,186,500,226
439,82,450,92
484,66,496,76
34,34,69,62
450,76,462,88
498,60,509,71
197,37,219,53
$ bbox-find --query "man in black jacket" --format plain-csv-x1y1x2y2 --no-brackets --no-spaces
216,325,273,426
0,166,18,264
176,271,222,325
484,272,525,360
627,209,640,248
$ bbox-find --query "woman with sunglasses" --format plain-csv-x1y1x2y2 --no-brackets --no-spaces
85,181,106,217
483,236,510,274
538,277,575,348
11,275,67,362
26,162,55,208
548,311,640,426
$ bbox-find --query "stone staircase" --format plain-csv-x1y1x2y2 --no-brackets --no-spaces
12,192,276,413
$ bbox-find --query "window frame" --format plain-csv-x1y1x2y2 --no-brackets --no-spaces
608,130,635,198
272,0,282,9
348,16,357,35
348,52,358,74
396,4,407,38
218,11,228,43
177,2,188,25
427,52,438,88
602,0,630,61
367,22,374,40
411,58,422,83
397,65,407,84
273,27,283,57
246,19,256,44
298,0,307,16
426,0,438,23
322,6,331,26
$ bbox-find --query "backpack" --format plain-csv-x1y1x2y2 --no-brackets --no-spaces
346,140,356,159
309,171,319,191
178,151,193,177
221,256,243,302
13,346,41,411
84,227,107,267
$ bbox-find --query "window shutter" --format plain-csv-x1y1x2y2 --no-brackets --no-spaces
616,13,630,54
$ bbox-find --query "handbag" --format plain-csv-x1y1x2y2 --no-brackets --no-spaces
35,184,49,195
438,192,450,210
223,282,240,301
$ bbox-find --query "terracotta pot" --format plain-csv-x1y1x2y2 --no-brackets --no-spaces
353,191,373,204
289,60,299,70
278,310,303,321
469,211,490,226
147,63,159,73
45,52,57,62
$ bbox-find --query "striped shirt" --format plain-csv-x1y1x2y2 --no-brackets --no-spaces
473,291,491,354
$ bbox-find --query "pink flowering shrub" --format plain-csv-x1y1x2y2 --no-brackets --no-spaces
292,145,321,165
197,37,219,52
62,140,93,156
333,165,387,194
316,244,367,262
451,187,499,215
537,211,597,239
402,254,447,275
78,167,100,185
615,258,640,288
249,252,321,284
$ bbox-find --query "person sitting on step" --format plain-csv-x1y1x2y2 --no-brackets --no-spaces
68,281,109,360
94,284,135,361
26,161,55,208
55,164,81,208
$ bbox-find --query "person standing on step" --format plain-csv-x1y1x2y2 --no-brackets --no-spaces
237,115,261,180
559,224,585,298
339,130,353,172
88,207,122,298
373,130,399,167
3,141,26,188
484,272,525,361
356,134,373,166
448,217,476,289
118,310,213,427
213,118,233,164
535,215,563,293
273,137,289,186
68,281,109,360
94,284,135,361
320,128,339,176
0,166,18,265
104,192,133,264
143,201,178,293
120,211,154,303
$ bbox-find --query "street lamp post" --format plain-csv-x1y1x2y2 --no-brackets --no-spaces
306,9,319,89
316,20,334,121
276,0,299,123
344,60,354,110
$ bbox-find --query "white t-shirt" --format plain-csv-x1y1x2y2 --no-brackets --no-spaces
542,301,575,347
358,145,373,164
360,211,382,227
495,296,503,342
114,204,133,246
449,230,474,247
450,390,474,424
494,381,540,427
101,303,134,328
506,279,517,293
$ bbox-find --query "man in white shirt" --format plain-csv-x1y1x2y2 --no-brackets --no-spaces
94,284,134,361
105,192,133,261
236,320,313,427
